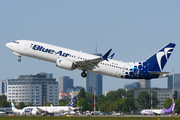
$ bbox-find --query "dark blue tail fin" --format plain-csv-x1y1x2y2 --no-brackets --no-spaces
145,43,176,72
67,96,76,107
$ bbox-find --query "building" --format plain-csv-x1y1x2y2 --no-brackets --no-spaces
134,88,176,108
124,82,140,89
67,86,82,93
84,53,103,96
59,91,71,100
84,72,102,95
0,79,8,95
139,79,151,88
104,90,110,96
59,76,73,93
168,74,180,89
69,91,80,99
7,72,59,106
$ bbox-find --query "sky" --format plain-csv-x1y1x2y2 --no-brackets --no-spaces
0,0,180,93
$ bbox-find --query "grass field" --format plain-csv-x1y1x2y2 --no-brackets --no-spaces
0,116,180,120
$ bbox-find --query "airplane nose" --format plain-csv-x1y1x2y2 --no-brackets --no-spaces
5,43,10,48
5,42,12,50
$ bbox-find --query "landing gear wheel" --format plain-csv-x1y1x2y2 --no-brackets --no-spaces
18,55,21,62
81,71,87,78
18,59,21,62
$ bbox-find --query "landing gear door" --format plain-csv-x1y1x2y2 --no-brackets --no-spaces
24,41,29,50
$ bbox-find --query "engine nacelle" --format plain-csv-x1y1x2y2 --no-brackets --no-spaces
56,58,75,70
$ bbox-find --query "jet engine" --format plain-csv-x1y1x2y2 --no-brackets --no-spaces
56,58,75,70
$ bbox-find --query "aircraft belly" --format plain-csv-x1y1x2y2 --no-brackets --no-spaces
95,67,121,78
22,50,57,63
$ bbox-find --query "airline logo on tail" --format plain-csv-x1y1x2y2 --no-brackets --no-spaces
156,45,175,71
67,96,76,107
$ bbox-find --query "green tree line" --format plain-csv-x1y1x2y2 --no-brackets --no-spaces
1,88,180,113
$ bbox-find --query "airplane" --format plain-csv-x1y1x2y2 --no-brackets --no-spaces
6,40,176,79
0,111,6,116
0,109,6,114
11,102,24,115
11,96,77,116
141,102,175,115
37,96,77,115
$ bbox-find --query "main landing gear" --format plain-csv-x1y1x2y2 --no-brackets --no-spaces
81,70,87,78
18,55,21,62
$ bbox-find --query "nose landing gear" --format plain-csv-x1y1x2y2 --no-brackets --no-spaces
81,71,87,78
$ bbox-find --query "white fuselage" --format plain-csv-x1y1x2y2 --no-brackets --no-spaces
38,106,72,113
6,40,130,78
17,106,73,115
141,109,162,115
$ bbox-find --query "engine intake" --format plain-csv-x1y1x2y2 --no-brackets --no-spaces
56,58,75,70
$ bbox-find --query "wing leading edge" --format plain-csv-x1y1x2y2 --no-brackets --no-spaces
75,49,112,70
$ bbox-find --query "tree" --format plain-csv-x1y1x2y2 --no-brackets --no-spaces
27,102,33,106
117,98,126,112
59,99,70,106
88,103,93,111
136,90,159,109
79,98,88,111
136,91,150,109
97,95,106,104
163,98,172,109
97,95,106,111
1,100,10,107
18,102,25,109
125,89,134,99
124,98,136,112
0,95,7,107
45,102,54,106
78,87,86,99
151,91,159,108
174,99,180,113
125,88,139,99
106,91,116,102
114,89,126,100
85,92,94,104
0,95,7,101
99,101,109,112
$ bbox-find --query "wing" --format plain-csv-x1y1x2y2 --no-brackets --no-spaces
75,49,112,70
36,107,47,113
151,110,162,115
75,57,104,70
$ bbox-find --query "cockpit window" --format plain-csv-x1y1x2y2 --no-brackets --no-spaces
13,41,19,44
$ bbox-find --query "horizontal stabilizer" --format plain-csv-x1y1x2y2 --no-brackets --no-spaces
148,71,169,75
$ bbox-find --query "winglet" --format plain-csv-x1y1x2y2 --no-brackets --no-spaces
102,49,112,61
109,53,115,59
